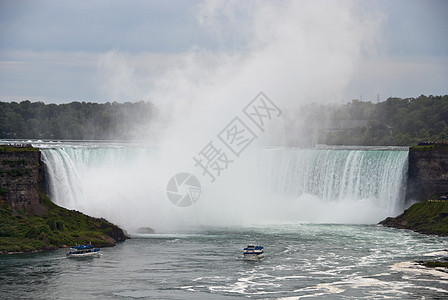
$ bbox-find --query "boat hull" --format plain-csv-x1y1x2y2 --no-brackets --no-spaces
66,251,101,258
243,253,264,260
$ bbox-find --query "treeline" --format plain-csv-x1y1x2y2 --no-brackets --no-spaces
292,94,448,146
1,95,447,145
0,100,154,140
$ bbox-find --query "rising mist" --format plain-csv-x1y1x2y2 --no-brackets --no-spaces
36,1,394,232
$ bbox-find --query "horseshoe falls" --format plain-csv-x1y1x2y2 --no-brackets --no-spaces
257,148,408,224
40,145,409,231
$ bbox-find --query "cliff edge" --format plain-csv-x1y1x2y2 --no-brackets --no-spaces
406,143,448,203
0,145,46,215
0,144,128,254
380,143,448,236
380,200,448,236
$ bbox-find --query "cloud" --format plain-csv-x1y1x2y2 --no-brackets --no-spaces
0,50,99,102
350,56,448,100
0,0,209,53
91,0,386,189
87,1,387,229
97,0,382,107
1,0,446,105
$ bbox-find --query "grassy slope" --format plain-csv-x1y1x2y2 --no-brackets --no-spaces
380,201,448,236
0,190,124,253
0,145,39,153
410,144,448,151
1,144,128,253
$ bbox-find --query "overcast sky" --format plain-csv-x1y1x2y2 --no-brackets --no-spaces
0,0,447,104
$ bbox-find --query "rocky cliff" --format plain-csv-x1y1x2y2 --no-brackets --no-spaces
0,145,46,215
380,200,448,236
406,144,448,203
0,145,128,253
380,143,448,236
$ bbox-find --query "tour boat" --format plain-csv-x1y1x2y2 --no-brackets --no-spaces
66,244,101,258
243,244,264,260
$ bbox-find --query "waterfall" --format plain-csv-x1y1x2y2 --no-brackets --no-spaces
41,146,409,229
261,148,409,214
41,146,157,228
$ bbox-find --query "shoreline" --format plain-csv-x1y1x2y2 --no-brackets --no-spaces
379,200,448,237
0,145,128,254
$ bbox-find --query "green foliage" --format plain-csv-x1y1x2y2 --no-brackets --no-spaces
2,95,446,146
0,100,154,140
0,145,38,153
410,143,448,151
0,223,15,237
381,201,448,236
410,145,435,151
0,237,46,252
0,191,125,253
297,94,448,146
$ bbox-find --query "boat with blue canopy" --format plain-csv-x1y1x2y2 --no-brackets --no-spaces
243,244,264,260
66,244,101,258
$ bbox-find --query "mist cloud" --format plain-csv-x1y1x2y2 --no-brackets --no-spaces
96,1,382,148
1,0,446,102
92,0,390,230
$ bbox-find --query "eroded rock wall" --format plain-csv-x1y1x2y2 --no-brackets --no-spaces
0,147,46,215
406,146,448,202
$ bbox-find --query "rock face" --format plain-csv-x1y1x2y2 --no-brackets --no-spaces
381,144,448,236
136,227,155,234
101,219,128,242
406,145,448,203
0,145,46,215
379,201,448,236
0,145,128,253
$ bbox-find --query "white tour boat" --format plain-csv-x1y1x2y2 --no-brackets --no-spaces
243,244,264,260
66,244,101,258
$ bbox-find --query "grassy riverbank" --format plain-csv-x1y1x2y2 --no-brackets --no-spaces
0,191,127,253
380,201,448,236
0,145,128,254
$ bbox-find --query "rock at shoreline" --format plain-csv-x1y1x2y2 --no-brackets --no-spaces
136,227,155,234
0,145,129,254
379,200,448,236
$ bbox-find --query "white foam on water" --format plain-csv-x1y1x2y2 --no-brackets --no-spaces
278,282,346,299
392,261,448,281
423,250,448,257
204,271,282,296
129,233,205,239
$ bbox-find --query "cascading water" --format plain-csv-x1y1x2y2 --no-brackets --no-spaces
42,147,150,210
41,145,409,230
261,148,408,214
41,146,160,230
